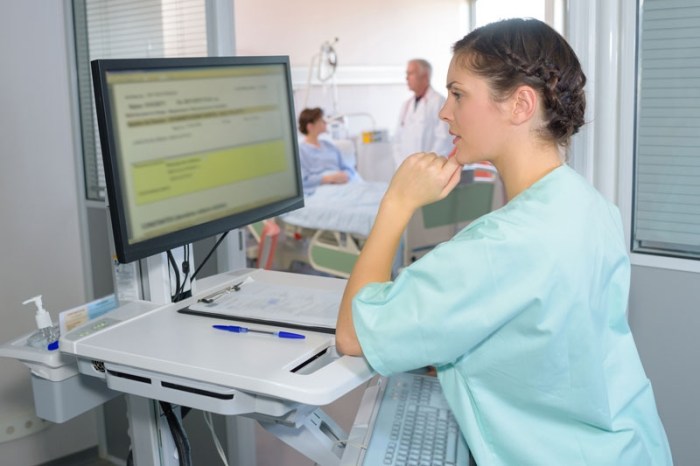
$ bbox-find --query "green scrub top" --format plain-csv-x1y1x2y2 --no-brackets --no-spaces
352,165,672,466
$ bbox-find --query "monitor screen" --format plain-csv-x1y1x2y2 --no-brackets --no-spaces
91,56,303,263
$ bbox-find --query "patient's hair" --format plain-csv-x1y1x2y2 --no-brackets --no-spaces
452,18,586,147
298,107,324,135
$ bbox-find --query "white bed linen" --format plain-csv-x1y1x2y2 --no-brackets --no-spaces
281,181,388,236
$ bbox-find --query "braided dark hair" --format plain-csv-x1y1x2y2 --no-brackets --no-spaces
453,18,586,147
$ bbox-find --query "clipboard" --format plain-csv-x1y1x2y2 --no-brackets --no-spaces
181,276,340,334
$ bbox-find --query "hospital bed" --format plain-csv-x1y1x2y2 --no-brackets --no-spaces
273,130,502,276
276,164,502,277
405,164,503,263
279,181,388,278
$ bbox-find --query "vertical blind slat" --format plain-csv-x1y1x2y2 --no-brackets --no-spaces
634,0,700,258
75,0,207,201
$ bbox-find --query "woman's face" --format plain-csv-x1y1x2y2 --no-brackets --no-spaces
439,56,510,165
308,116,327,136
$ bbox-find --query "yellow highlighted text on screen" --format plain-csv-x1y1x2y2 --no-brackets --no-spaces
132,140,288,205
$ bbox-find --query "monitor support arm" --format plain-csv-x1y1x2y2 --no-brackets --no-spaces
125,392,348,466
253,407,348,466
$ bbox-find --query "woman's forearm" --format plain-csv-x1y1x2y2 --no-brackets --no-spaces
335,154,462,355
335,197,413,355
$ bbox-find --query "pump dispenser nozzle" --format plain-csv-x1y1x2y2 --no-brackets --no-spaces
22,295,53,330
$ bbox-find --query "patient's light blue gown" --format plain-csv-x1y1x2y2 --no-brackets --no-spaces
352,165,673,466
298,139,359,193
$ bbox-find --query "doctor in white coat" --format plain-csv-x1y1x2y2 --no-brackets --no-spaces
393,59,453,168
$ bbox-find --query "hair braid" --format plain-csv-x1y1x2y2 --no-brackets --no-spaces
453,18,586,147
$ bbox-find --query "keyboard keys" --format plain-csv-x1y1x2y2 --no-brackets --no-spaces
369,374,464,466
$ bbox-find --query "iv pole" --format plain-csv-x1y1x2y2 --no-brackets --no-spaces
302,38,339,115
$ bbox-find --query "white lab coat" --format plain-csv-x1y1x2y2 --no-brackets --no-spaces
393,87,453,168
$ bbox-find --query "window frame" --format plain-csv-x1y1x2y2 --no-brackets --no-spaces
618,0,700,273
72,0,234,202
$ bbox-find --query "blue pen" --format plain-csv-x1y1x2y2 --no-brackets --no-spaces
213,324,305,339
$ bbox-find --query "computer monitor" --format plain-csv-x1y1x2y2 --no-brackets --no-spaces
91,56,303,263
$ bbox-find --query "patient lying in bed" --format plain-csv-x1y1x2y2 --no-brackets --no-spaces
297,107,361,194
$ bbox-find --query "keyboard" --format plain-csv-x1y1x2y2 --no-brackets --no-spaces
342,372,470,466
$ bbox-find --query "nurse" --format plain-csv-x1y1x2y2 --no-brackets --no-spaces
336,18,673,466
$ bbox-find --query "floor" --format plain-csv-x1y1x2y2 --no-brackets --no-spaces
41,448,113,466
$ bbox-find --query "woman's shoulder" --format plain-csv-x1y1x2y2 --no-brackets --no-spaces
299,139,325,153
318,139,337,148
317,139,342,154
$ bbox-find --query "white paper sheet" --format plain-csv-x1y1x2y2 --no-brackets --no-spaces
188,278,341,328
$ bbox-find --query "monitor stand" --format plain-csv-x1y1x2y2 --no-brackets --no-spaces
141,248,192,304
120,241,256,466
114,251,353,466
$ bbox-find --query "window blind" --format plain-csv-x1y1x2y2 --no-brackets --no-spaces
634,0,700,259
74,0,207,201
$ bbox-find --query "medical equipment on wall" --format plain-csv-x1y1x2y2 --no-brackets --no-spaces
300,39,389,151
325,112,379,140
317,39,338,82
303,38,340,114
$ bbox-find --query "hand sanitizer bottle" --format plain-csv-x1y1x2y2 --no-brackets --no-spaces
22,295,60,351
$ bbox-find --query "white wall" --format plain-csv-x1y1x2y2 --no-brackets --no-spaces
234,0,468,135
0,2,97,464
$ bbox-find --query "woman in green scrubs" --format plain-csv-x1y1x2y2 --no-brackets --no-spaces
336,18,672,466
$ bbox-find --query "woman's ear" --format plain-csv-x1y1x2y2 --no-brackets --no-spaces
511,85,538,125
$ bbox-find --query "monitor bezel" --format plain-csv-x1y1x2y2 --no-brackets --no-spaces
91,55,304,264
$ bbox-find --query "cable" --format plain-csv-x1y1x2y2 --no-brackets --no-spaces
166,250,181,302
171,231,231,302
190,231,229,283
159,401,192,466
203,411,230,466
175,245,190,301
125,403,191,466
